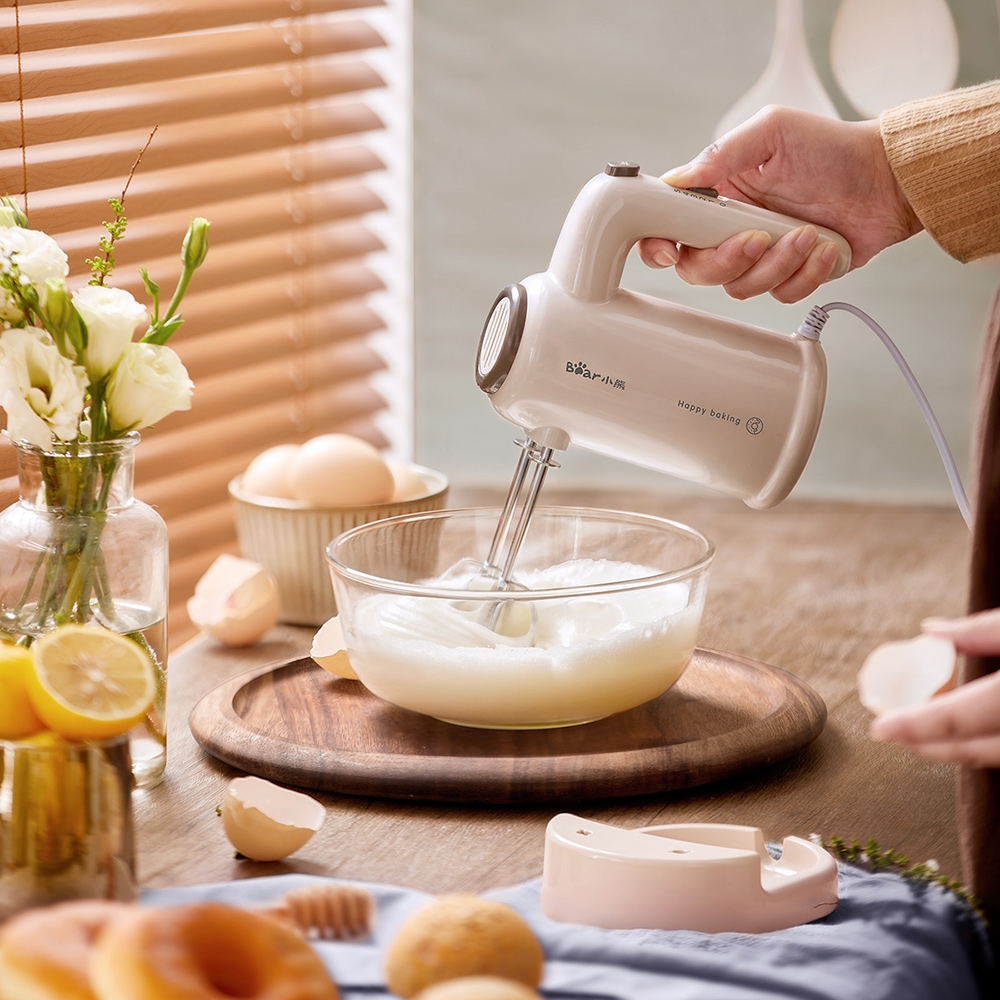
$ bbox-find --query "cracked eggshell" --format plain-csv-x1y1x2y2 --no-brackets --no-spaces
223,776,326,862
311,616,358,679
187,553,281,647
858,634,957,715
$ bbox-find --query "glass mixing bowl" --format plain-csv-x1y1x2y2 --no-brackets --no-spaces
325,506,714,729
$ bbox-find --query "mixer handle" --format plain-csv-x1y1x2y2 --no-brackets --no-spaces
547,163,852,302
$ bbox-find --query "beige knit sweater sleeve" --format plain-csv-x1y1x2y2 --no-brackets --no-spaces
880,81,1000,262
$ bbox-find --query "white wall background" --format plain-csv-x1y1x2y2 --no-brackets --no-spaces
412,0,1000,505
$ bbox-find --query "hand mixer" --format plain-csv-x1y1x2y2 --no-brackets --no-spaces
470,161,853,603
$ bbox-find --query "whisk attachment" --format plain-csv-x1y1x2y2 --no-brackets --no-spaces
260,882,375,940
486,436,559,588
458,436,558,637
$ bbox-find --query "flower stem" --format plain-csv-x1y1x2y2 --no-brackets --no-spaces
53,451,118,624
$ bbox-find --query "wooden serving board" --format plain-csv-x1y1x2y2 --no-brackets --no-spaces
189,649,826,803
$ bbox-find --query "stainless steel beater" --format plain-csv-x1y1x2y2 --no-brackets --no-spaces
458,436,559,637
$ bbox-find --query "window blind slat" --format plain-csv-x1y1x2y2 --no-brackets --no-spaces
61,224,386,303
178,342,388,424
167,502,239,565
7,144,385,233
1,21,387,98
0,64,386,167
177,302,383,379
11,0,385,51
135,383,389,491
111,264,387,340
53,183,385,266
138,455,255,521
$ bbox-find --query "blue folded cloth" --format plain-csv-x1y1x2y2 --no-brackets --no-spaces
142,861,990,1000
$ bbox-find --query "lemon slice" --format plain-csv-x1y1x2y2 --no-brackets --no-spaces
0,642,46,739
27,625,157,740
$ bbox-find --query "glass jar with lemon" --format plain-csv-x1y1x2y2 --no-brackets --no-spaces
0,435,169,789
0,626,155,919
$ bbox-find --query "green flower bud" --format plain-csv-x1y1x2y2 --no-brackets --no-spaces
41,278,72,331
181,217,210,270
40,278,87,358
0,196,29,229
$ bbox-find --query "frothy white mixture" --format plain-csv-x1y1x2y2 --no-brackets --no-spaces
347,558,703,728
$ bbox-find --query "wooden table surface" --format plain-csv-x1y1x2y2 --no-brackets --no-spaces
136,489,971,896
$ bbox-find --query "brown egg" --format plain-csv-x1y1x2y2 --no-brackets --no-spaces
286,434,393,506
242,444,301,499
388,461,429,502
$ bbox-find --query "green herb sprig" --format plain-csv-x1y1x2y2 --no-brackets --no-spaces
85,125,157,286
821,835,984,921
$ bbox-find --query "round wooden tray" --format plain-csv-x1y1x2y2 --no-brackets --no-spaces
189,649,825,803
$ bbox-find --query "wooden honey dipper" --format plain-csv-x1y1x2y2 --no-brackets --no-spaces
259,883,376,940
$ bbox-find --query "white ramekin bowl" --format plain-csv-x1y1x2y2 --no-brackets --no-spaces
228,465,449,626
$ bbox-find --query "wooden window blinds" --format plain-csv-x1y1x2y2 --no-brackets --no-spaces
0,0,413,646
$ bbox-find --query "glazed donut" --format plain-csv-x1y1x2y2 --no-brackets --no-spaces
0,899,133,1000
89,902,339,1000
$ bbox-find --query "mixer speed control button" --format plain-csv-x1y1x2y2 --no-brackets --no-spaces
682,186,720,199
605,161,640,176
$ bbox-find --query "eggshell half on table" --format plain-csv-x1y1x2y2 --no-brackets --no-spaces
187,554,281,647
286,434,394,506
857,634,957,715
222,776,326,861
311,617,358,680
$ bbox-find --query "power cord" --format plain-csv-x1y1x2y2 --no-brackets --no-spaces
796,301,972,529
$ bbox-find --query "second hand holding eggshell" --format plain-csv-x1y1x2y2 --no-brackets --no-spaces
857,634,957,715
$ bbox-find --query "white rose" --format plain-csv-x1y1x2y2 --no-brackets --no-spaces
0,226,69,288
106,342,193,434
72,284,148,381
0,327,87,447
1,227,69,325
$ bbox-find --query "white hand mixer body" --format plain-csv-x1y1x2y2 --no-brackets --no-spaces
476,162,852,510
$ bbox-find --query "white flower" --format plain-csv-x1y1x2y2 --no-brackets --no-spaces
0,226,69,287
105,342,193,433
0,327,87,447
72,284,148,381
1,227,68,326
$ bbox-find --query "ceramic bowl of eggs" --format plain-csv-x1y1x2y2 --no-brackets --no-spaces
228,434,449,625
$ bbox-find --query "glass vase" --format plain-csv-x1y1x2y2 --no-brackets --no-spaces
0,734,136,921
0,434,168,788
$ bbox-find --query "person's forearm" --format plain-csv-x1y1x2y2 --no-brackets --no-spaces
880,80,1000,262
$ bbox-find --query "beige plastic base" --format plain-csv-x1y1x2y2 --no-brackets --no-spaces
541,814,838,934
